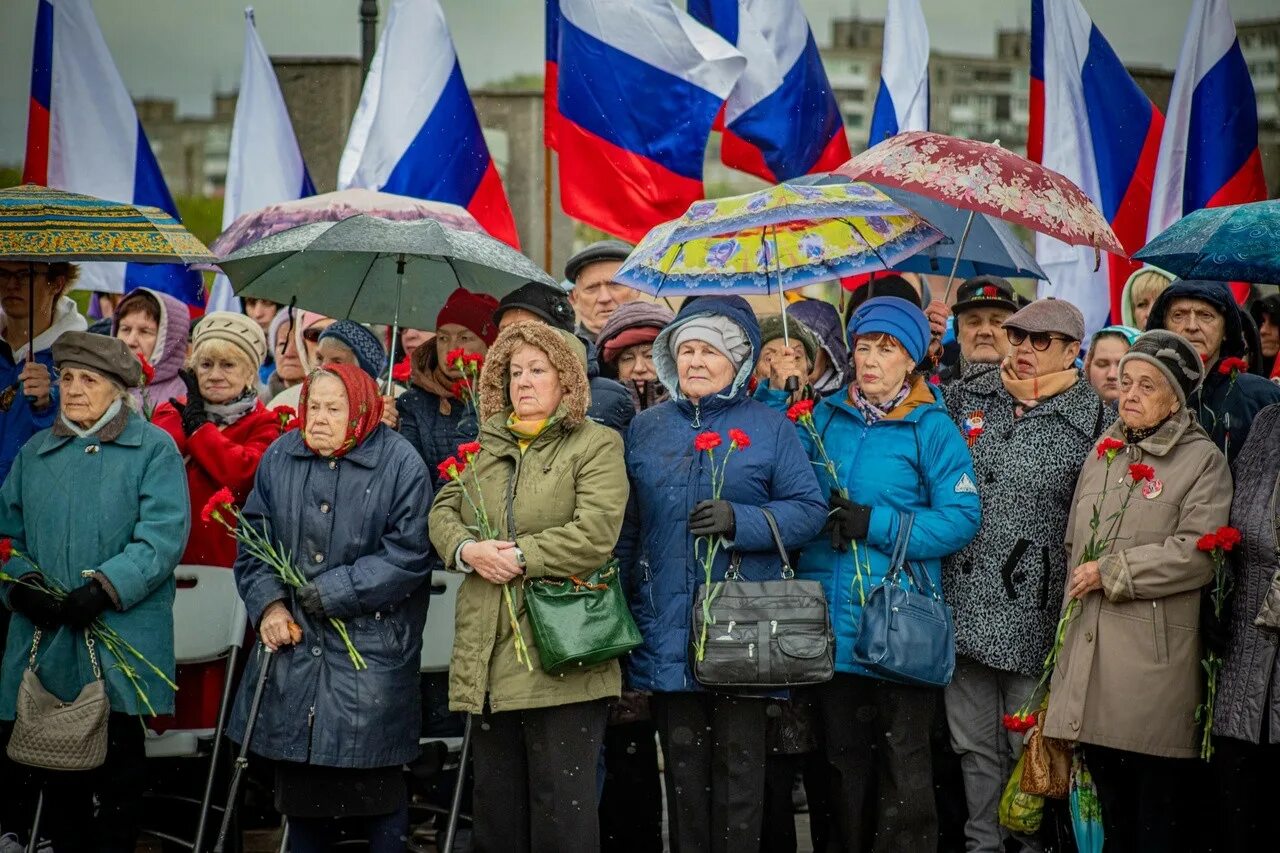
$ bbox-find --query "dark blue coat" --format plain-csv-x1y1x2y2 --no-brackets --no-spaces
397,386,477,488
228,425,433,769
617,296,827,693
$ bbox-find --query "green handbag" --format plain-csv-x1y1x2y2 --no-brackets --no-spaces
523,560,643,675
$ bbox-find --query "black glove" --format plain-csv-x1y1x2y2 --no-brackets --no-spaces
1200,587,1232,658
824,490,871,551
9,577,64,631
297,584,326,620
172,369,208,435
689,500,735,538
62,578,113,630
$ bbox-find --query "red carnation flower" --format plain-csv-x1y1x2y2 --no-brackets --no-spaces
457,441,482,460
437,456,462,481
462,352,484,368
1096,437,1125,460
201,487,235,524
0,538,12,564
1197,532,1220,552
135,351,155,385
1218,357,1249,376
1128,463,1156,483
1215,526,1242,552
1002,711,1037,734
450,379,471,400
694,431,722,452
445,348,466,367
787,399,815,422
728,428,751,450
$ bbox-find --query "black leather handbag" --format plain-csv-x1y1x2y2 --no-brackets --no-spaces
691,509,835,689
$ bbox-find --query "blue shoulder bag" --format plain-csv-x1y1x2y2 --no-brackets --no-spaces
851,512,956,687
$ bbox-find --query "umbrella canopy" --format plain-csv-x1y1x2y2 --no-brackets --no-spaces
791,173,1045,280
837,132,1123,256
209,187,484,260
615,181,945,296
1134,200,1280,284
217,213,553,329
0,183,215,263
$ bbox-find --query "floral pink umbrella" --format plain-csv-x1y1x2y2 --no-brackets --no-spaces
836,131,1124,296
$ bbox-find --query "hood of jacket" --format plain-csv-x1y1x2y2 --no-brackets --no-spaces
1,295,88,361
1147,279,1246,362
1119,265,1173,328
652,295,761,408
478,322,591,427
111,287,189,384
787,299,850,389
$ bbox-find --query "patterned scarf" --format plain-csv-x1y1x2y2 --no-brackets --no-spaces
299,364,384,458
848,381,911,425
1123,416,1170,446
204,388,258,426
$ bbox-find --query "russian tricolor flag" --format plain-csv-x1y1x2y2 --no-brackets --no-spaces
23,0,205,307
208,8,316,313
339,0,520,248
550,0,746,241
1147,0,1266,242
689,0,850,182
867,0,930,145
1030,0,1164,336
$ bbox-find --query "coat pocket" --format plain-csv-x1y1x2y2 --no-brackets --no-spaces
1152,600,1169,665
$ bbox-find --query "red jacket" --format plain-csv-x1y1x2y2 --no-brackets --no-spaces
153,400,284,567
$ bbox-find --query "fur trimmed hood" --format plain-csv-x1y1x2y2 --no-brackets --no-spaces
478,321,591,426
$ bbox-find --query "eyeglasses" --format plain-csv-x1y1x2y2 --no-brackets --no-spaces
302,328,325,343
1005,328,1073,352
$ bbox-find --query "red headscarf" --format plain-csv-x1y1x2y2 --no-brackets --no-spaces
298,363,385,458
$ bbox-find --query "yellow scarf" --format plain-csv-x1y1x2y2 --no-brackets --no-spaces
506,414,550,453
999,359,1079,412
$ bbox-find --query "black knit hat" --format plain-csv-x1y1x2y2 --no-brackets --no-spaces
1118,330,1205,406
494,280,577,333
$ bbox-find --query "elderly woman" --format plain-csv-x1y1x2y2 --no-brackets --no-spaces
941,298,1106,852
617,295,826,853
429,321,628,851
753,313,821,405
0,332,188,850
268,310,334,409
112,286,190,412
780,297,981,851
229,363,431,850
595,300,674,412
1085,324,1141,404
1044,330,1231,851
264,309,306,401
788,298,851,396
317,319,400,427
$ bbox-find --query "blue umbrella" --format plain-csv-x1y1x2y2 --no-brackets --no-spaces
791,173,1046,283
1135,200,1280,284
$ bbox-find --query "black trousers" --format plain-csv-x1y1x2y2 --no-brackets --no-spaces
470,698,609,853
1209,734,1280,852
598,719,663,852
1084,744,1196,853
650,692,769,853
0,712,146,852
815,674,938,853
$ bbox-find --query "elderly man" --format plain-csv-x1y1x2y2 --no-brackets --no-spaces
934,275,1019,385
565,240,640,339
1147,279,1280,464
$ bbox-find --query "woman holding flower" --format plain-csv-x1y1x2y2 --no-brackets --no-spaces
228,363,432,850
428,321,628,852
0,332,188,850
616,295,825,853
1043,330,1231,851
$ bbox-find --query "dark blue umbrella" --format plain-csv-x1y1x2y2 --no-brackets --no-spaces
1135,200,1280,284
791,173,1046,284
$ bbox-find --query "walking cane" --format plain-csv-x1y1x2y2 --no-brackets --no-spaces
212,645,275,853
440,714,473,853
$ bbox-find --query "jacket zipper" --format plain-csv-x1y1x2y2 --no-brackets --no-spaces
691,402,701,428
305,703,316,763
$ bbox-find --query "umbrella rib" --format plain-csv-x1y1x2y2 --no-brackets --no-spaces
344,252,381,321
841,218,893,272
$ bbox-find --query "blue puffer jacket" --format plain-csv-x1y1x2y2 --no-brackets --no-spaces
617,296,827,694
759,378,981,677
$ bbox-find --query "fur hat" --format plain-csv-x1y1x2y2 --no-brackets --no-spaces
478,321,590,427
1118,329,1205,406
53,331,143,389
191,311,269,368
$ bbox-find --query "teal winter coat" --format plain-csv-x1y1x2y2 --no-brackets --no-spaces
0,407,190,718
764,378,981,678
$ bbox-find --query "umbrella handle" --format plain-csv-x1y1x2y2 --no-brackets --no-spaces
385,254,406,396
942,210,977,303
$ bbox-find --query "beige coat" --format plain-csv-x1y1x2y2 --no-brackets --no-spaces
1043,409,1232,758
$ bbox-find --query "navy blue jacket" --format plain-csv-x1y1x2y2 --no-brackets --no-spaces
617,296,827,693
228,425,433,769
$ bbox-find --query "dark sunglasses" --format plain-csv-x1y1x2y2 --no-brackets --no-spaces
302,328,324,343
1005,327,1073,352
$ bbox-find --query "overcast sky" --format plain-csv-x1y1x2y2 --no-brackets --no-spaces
1,0,1275,168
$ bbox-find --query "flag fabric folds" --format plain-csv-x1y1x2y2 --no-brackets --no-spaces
1146,0,1266,241
23,0,205,306
339,0,520,248
1029,0,1163,336
689,0,850,182
867,0,930,146
551,0,746,241
209,8,316,314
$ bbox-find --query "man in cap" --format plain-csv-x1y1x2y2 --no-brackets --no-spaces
564,240,640,338
946,276,1020,380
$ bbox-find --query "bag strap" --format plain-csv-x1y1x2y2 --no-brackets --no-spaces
887,512,944,600
28,628,101,680
725,508,794,581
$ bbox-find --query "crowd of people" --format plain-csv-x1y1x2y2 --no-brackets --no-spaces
0,242,1278,853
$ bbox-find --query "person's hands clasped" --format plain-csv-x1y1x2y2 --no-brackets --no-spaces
19,362,52,410
62,578,113,630
689,500,735,538
9,576,64,631
767,345,806,391
260,600,300,651
1067,560,1102,599
462,540,523,584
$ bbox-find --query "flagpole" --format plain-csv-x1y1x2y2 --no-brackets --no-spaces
359,0,378,81
543,145,553,271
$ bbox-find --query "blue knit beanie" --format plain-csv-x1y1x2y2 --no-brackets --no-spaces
319,320,388,379
847,296,930,364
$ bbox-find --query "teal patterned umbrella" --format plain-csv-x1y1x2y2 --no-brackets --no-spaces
1135,200,1280,284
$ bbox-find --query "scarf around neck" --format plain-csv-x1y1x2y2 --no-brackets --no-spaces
299,364,384,458
205,388,258,427
1000,360,1079,411
1123,415,1172,446
849,381,911,425
60,399,123,438
506,413,554,453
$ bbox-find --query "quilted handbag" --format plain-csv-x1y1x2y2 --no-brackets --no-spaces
524,559,643,675
6,629,110,771
852,512,957,688
691,509,835,690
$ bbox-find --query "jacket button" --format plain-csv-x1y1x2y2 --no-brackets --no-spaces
1070,719,1080,731
329,460,337,470
1085,631,1094,642
985,471,995,484
311,646,322,657
314,553,324,563
320,502,331,514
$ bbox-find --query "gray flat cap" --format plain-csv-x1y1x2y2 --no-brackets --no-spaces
52,331,144,388
1003,298,1086,342
565,240,633,283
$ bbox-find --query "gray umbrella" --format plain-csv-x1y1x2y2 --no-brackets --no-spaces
217,213,553,391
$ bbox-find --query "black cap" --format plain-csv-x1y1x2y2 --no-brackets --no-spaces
953,275,1018,315
494,280,577,333
564,240,633,283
